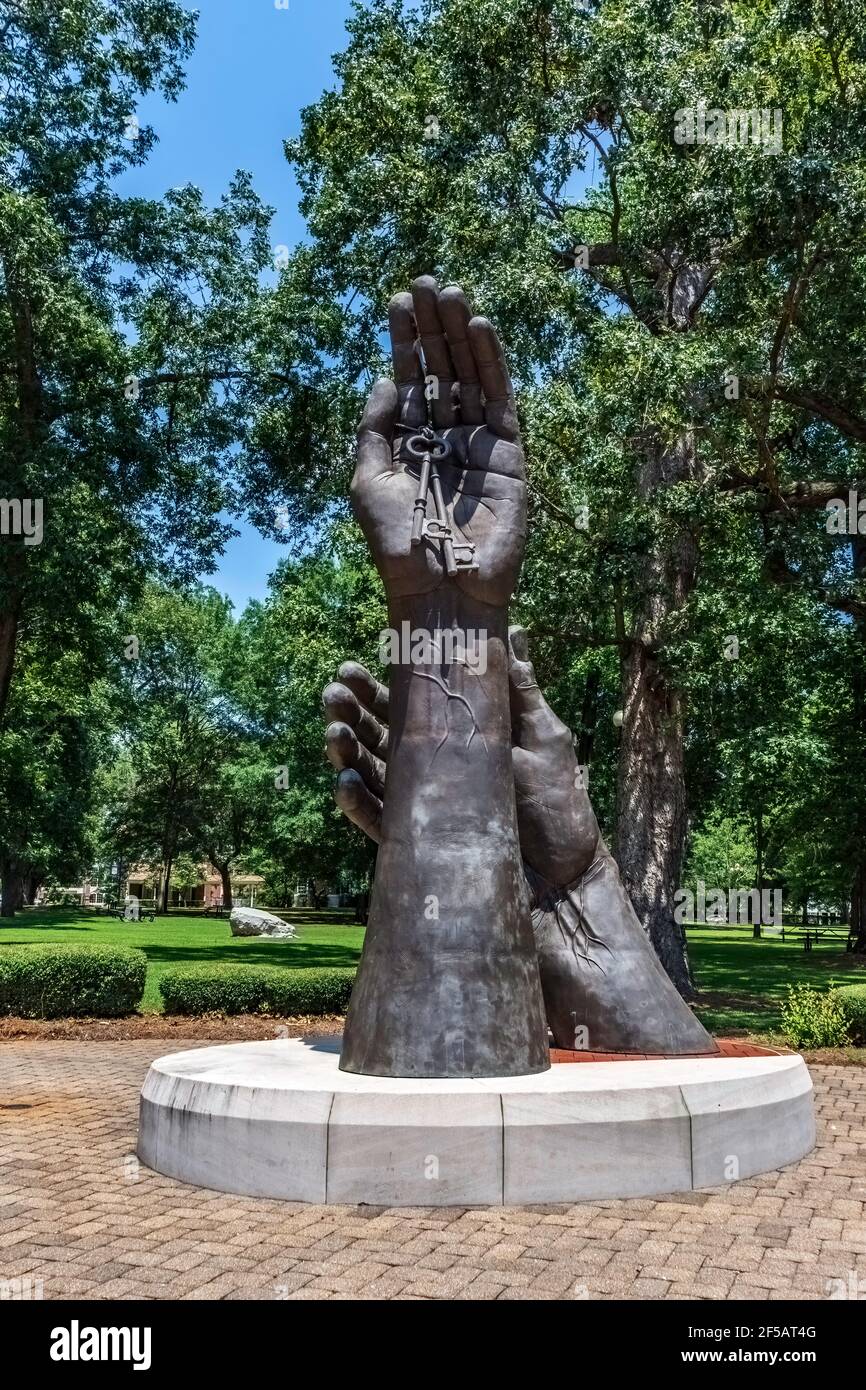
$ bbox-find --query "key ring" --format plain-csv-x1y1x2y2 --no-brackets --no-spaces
395,352,475,575
402,431,453,462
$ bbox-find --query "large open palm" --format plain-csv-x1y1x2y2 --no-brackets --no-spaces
351,277,526,607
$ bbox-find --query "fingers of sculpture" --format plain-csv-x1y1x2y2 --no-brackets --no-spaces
468,315,519,444
321,681,389,759
389,291,424,389
333,768,383,845
410,276,459,431
353,378,400,495
352,283,525,607
509,626,531,663
507,627,572,755
383,277,519,453
337,661,390,723
388,291,428,432
324,670,388,845
438,284,484,426
325,720,386,798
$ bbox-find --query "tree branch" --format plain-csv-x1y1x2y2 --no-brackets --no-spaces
771,384,866,444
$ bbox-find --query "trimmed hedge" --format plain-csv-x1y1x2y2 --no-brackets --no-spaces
0,944,147,1018
836,984,866,1045
159,964,356,1017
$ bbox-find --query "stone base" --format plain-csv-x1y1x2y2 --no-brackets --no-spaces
137,1039,815,1206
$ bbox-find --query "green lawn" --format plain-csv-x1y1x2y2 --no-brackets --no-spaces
0,908,365,1012
2,909,864,1034
688,925,865,1036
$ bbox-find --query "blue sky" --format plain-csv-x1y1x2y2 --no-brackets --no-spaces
122,0,359,612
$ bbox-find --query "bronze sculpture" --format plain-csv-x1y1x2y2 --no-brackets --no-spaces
324,277,715,1076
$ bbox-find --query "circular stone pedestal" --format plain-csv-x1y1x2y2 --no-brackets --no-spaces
137,1039,815,1206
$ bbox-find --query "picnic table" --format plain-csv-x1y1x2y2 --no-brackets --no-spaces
800,926,855,952
106,899,156,923
751,922,856,951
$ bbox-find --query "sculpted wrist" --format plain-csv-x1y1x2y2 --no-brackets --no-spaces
524,858,612,973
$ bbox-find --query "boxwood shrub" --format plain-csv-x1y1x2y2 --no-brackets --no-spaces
159,964,356,1017
0,944,147,1018
836,983,866,1045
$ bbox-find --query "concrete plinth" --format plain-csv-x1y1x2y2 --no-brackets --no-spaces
137,1039,815,1206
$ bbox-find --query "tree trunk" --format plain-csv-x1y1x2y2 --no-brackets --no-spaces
609,256,713,999
24,871,41,905
614,433,700,999
576,667,600,769
219,863,232,910
0,860,25,918
1,272,44,725
160,858,172,915
851,863,865,950
852,534,866,951
755,806,765,923
0,601,22,726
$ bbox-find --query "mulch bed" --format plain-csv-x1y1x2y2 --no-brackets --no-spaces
1,1017,862,1066
549,1038,782,1063
0,1014,346,1042
1,1020,769,1055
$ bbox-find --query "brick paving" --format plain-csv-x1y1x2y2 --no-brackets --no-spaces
0,1041,864,1301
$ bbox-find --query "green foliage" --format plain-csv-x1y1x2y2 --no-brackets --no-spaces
780,984,851,1050
0,3,276,721
0,944,146,1018
159,963,356,1017
237,519,386,886
98,556,383,907
170,855,206,895
280,0,866,918
683,812,757,896
835,984,866,1045
0,638,115,913
0,0,289,918
105,583,252,906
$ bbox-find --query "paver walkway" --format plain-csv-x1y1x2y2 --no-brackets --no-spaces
1,1042,864,1300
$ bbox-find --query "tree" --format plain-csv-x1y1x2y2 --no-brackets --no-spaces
0,0,275,727
238,520,387,893
197,754,275,909
272,0,866,993
112,584,244,914
169,854,205,906
683,813,757,902
0,639,111,916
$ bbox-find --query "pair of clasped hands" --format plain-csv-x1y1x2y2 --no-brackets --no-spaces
321,276,601,897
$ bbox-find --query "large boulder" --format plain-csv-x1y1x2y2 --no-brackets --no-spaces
230,907,297,940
